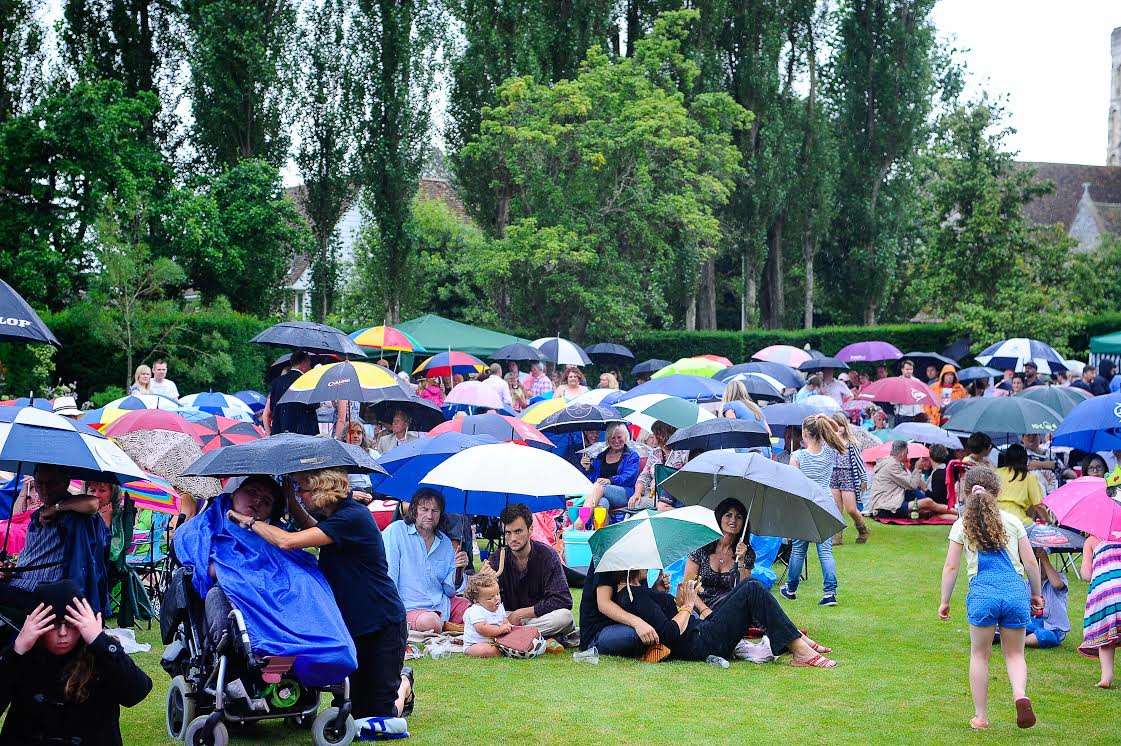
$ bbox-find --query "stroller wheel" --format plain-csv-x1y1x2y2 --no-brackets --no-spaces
166,676,196,741
312,707,357,746
184,715,229,746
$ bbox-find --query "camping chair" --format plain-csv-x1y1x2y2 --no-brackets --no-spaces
946,458,967,512
127,509,172,618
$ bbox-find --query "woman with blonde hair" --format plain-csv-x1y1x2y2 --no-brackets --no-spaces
129,364,152,395
827,411,870,545
780,414,846,606
939,465,1042,730
229,467,414,720
505,373,529,412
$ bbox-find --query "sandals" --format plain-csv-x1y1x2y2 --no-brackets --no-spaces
791,653,837,669
804,637,832,654
969,717,990,730
1015,697,1036,729
400,666,415,718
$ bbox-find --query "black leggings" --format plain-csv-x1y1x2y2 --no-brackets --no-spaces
350,620,407,718
680,580,801,661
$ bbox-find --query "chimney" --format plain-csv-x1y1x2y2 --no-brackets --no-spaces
1110,28,1121,166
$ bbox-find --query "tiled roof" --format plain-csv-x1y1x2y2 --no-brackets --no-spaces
1017,161,1121,229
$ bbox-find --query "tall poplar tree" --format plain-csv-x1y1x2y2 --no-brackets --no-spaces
1,0,45,120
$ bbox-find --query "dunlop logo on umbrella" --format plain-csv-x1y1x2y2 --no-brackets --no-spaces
1,318,33,327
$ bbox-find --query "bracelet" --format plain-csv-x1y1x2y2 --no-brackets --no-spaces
248,517,257,530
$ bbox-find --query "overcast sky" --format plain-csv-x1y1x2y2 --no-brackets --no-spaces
933,0,1121,166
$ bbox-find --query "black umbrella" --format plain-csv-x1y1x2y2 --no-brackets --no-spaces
266,352,340,383
631,358,671,376
251,321,367,357
798,356,849,372
585,343,636,367
722,373,785,402
715,362,804,390
182,433,385,477
942,337,972,362
901,352,958,374
537,403,626,433
0,279,60,347
666,419,771,451
490,343,546,364
366,395,446,431
956,366,1002,383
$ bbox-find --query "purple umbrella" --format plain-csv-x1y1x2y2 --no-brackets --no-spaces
835,341,903,364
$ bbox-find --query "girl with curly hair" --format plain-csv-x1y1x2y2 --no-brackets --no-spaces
938,465,1043,731
461,567,511,658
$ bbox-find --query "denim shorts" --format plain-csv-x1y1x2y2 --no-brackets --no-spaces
1026,616,1066,648
966,583,1030,629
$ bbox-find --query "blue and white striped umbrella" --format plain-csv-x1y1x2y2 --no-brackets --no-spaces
530,337,592,367
0,406,145,483
975,338,1067,374
180,392,255,422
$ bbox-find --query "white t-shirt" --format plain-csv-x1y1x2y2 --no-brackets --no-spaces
462,602,508,645
948,510,1028,578
482,375,513,409
149,378,180,400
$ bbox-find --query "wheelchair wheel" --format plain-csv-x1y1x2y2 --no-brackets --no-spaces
312,707,357,746
184,715,229,746
286,712,315,729
166,675,196,741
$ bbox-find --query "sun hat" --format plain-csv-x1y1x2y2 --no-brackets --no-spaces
51,396,83,418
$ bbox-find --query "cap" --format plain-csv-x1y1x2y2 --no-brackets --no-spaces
35,579,83,618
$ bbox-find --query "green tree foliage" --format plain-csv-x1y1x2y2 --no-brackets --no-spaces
184,0,296,168
1070,234,1121,315
1,0,45,120
458,11,749,338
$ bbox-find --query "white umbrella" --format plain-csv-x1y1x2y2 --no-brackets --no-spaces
590,506,721,572
613,393,715,432
573,388,622,405
0,406,145,484
531,337,592,367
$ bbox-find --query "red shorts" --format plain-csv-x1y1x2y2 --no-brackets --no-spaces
406,596,469,628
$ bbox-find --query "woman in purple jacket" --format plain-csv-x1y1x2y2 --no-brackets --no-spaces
580,423,641,510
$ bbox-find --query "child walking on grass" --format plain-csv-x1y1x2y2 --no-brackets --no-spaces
462,568,511,658
938,465,1043,731
1079,532,1121,688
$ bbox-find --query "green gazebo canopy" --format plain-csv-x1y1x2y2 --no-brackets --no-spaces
396,314,529,359
1090,331,1121,354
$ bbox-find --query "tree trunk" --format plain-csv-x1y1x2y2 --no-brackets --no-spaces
741,250,757,330
863,293,877,325
697,255,717,329
684,293,697,331
803,230,814,329
762,217,784,329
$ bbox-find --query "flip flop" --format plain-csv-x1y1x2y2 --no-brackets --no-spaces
400,666,415,718
804,637,832,654
1015,697,1036,729
791,653,837,669
969,717,990,730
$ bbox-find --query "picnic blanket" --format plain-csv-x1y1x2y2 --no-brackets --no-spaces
873,514,956,526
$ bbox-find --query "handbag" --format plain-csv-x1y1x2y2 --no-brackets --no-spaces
495,625,546,659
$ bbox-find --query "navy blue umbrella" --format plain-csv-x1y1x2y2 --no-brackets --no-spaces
537,403,626,433
490,343,546,364
1052,392,1121,451
368,394,446,431
723,373,785,402
0,406,144,483
665,418,771,451
0,397,52,411
251,321,367,357
760,402,822,428
975,338,1067,374
0,279,60,347
182,433,384,477
631,359,671,377
715,362,804,390
956,366,1002,383
798,356,849,372
584,343,635,366
375,432,499,499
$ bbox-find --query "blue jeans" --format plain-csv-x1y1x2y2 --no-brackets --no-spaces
590,624,643,658
785,538,837,596
598,485,630,509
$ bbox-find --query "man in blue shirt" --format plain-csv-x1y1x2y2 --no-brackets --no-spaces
382,490,469,633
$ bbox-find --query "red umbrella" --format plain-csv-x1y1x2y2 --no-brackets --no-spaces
862,441,929,464
856,376,938,408
428,412,552,446
187,415,266,453
102,409,195,437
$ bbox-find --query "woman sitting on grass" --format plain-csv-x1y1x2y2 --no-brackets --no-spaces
682,498,754,608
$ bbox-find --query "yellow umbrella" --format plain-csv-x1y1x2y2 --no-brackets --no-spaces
520,397,568,425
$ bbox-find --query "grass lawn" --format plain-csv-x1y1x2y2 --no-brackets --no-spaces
47,525,1121,743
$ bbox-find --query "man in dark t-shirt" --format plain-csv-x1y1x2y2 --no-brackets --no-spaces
576,561,646,657
264,351,318,435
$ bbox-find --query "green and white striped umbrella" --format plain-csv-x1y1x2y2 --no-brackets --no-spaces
590,505,721,572
612,394,715,432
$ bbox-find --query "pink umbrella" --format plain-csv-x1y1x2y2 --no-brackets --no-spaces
861,441,929,464
857,376,938,408
752,345,811,368
1044,477,1121,542
445,380,504,410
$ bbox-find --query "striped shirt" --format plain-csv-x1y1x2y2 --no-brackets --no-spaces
792,446,839,490
11,511,65,590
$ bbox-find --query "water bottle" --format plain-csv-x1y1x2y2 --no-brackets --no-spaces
572,646,600,665
705,655,730,669
427,640,452,660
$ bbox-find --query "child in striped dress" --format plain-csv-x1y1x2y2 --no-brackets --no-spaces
1080,534,1121,688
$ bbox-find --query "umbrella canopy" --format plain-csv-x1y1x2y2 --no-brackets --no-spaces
1044,477,1121,541
956,366,1002,383
716,361,804,390
490,343,546,364
375,432,500,499
266,352,341,384
942,397,1062,436
835,341,903,363
445,380,504,410
901,352,959,373
856,376,938,408
1014,385,1092,417
861,441,928,464
887,422,963,449
233,390,267,415
802,394,842,412
100,394,182,427
651,356,728,379
413,351,487,378
631,359,671,377
1052,392,1121,451
0,279,60,346
537,403,625,433
942,337,973,362
0,406,145,484
519,397,569,426
615,374,724,404
183,433,384,477
179,392,255,422
760,402,823,428
530,337,591,367
78,407,105,430
112,429,220,502
665,419,771,451
613,394,715,431
723,373,785,402
367,395,446,432
250,320,366,357
976,337,1067,374
349,325,423,353
0,397,52,410
661,451,843,542
102,409,195,437
584,343,635,366
751,345,811,368
572,388,623,406
121,472,182,515
418,442,593,515
186,415,265,453
700,354,734,367
590,506,721,572
279,361,408,405
429,412,552,445
798,356,850,372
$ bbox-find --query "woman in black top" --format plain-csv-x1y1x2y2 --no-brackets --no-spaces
0,580,152,745
611,571,837,667
683,498,755,607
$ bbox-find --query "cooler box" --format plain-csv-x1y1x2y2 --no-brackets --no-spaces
563,528,594,572
368,499,398,530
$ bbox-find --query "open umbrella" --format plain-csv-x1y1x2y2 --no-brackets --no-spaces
835,341,902,363
429,412,551,445
417,442,593,515
112,430,221,503
490,343,546,364
976,338,1067,374
374,432,499,499
942,397,1062,436
0,406,145,484
531,337,591,367
366,394,446,432
861,441,928,464
802,394,841,412
615,374,724,403
798,356,850,373
519,397,569,426
279,360,406,406
100,394,182,427
445,380,504,411
723,373,785,402
716,362,804,390
572,388,623,406
182,433,384,477
1015,386,1091,417
186,415,265,453
121,472,182,515
752,345,811,368
1052,392,1121,451
613,394,715,431
665,419,771,451
266,352,341,383
1044,477,1121,541
233,390,267,416
0,397,52,410
887,422,963,449
413,351,487,378
590,506,721,572
78,407,106,430
537,403,625,433
901,352,959,373
349,325,423,353
661,451,843,542
179,392,255,422
584,343,635,367
956,366,1002,383
857,376,938,408
102,409,195,438
651,357,727,379
760,402,822,428
631,359,671,377
0,279,60,346
942,337,972,362
251,320,366,357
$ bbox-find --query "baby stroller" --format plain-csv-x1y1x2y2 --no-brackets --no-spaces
160,563,357,745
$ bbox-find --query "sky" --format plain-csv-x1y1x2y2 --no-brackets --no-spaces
932,0,1121,166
